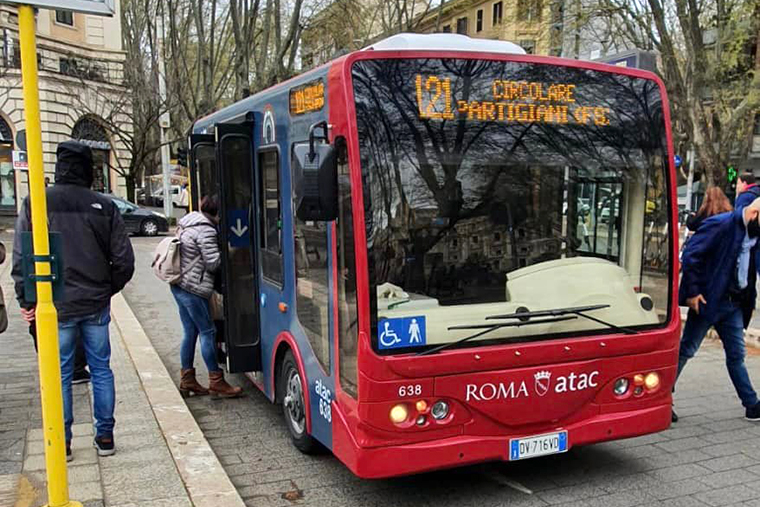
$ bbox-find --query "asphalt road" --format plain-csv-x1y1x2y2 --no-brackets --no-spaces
123,235,760,507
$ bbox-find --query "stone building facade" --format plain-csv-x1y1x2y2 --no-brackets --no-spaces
0,3,131,215
414,0,560,56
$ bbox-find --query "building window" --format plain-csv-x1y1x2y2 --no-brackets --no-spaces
518,0,542,21
471,235,479,244
72,116,112,193
493,1,503,25
55,10,74,26
456,17,468,34
754,114,760,135
476,9,484,32
494,232,501,241
442,24,451,33
520,39,537,54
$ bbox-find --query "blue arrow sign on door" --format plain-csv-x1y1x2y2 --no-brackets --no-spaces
228,208,249,248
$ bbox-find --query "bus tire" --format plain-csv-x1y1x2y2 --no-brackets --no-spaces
278,351,320,454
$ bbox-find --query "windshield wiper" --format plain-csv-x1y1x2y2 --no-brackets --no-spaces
486,304,638,335
416,303,638,356
416,315,578,356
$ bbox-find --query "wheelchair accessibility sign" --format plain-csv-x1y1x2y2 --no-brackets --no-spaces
378,316,426,350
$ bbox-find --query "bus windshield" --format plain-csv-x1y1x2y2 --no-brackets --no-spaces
351,58,672,354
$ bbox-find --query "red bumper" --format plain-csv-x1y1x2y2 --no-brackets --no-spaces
338,403,671,479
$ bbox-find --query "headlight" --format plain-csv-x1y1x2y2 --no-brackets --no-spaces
389,404,408,424
613,378,629,396
153,212,166,219
644,372,660,390
431,400,450,420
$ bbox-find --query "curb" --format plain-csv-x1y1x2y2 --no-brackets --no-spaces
111,293,246,507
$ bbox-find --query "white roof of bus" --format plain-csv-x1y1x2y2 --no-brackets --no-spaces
364,33,526,55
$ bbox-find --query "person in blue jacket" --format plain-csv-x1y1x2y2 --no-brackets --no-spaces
735,172,760,211
676,197,760,422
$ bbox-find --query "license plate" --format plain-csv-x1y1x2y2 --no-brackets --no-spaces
509,431,568,461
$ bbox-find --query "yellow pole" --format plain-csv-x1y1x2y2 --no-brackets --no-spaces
18,6,82,507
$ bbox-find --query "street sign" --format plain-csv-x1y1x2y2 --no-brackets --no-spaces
594,49,658,72
674,155,682,168
1,0,115,15
228,208,249,248
12,150,27,171
378,316,427,350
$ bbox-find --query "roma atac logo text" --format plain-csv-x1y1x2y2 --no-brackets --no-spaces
465,370,600,402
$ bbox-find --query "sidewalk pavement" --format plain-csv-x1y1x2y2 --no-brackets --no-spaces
0,239,244,507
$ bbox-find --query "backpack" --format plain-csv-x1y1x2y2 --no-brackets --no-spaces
151,233,183,284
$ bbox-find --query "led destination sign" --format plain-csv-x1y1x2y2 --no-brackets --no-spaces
289,80,325,116
414,74,611,126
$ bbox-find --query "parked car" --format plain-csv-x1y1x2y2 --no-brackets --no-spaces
106,195,169,236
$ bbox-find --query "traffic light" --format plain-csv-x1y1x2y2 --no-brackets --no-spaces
177,147,188,167
728,165,737,184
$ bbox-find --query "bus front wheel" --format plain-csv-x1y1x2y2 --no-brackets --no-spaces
278,351,320,454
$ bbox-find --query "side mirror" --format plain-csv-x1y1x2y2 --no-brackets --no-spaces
293,121,338,221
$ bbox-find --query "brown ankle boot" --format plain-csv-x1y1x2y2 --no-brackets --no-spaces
179,368,209,397
209,371,243,398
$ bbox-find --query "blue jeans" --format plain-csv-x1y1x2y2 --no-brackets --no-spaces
170,285,221,373
678,299,759,408
59,306,114,443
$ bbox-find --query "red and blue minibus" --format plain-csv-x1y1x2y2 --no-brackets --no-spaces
188,33,679,478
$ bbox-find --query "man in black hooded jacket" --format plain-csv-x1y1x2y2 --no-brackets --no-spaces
12,141,135,459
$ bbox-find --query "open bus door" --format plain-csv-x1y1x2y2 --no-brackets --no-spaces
189,125,262,373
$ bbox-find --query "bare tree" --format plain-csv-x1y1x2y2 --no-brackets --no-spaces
598,0,760,185
379,0,433,35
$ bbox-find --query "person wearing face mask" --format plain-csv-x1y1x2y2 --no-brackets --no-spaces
676,197,760,423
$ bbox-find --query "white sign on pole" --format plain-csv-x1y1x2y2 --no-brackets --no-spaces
0,0,115,16
12,150,27,171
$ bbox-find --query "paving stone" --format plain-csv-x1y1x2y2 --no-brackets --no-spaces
583,489,658,507
69,480,104,503
537,484,608,505
645,478,713,501
693,484,758,506
103,476,188,505
696,468,759,489
68,464,100,483
655,498,710,507
107,498,193,507
655,437,712,453
22,454,47,471
701,454,759,472
99,461,181,487
647,463,713,482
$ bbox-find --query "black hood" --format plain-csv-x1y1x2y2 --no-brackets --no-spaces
55,141,94,188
